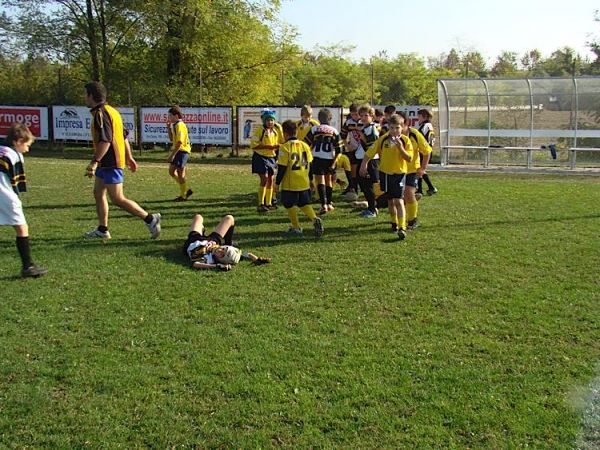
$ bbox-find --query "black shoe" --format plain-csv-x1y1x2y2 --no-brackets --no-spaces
271,197,278,206
391,223,399,233
267,204,278,210
173,196,186,202
397,228,407,241
185,189,193,199
257,205,269,213
21,265,48,278
427,187,438,196
407,218,420,230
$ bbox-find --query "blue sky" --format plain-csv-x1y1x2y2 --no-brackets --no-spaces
278,0,599,63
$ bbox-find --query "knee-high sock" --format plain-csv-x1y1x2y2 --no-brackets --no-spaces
358,177,376,212
325,186,333,204
317,184,327,206
265,187,274,206
258,185,266,205
16,236,33,269
286,207,301,229
179,181,188,197
423,173,434,190
300,204,317,221
406,201,418,221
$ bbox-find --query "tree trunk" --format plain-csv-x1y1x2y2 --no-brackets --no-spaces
86,0,101,81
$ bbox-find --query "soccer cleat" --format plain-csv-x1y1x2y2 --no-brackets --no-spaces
427,187,438,196
285,227,303,236
407,218,420,230
318,206,328,215
21,264,48,278
398,228,407,240
173,196,186,202
257,204,269,213
146,213,161,239
360,209,377,218
267,204,278,210
327,203,334,211
185,189,194,199
391,223,399,233
84,228,111,239
415,192,423,201
313,217,324,238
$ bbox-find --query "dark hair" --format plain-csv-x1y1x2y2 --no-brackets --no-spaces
418,108,433,120
349,103,359,113
84,81,107,103
5,123,34,146
317,108,332,124
374,108,384,118
282,119,297,136
168,105,184,118
384,105,396,114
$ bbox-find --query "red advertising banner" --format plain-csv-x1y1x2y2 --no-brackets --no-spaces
0,106,49,140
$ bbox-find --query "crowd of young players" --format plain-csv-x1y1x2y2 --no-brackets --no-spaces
249,103,438,241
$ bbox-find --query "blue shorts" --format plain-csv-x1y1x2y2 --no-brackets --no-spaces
281,189,311,208
252,152,277,175
171,151,190,168
95,167,124,184
380,172,406,199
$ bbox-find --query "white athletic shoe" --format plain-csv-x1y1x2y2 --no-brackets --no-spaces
84,228,111,239
146,213,161,239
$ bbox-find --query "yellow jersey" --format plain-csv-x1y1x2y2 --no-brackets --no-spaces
251,123,284,158
170,120,191,153
366,133,413,175
277,138,313,191
406,127,432,173
90,103,125,169
335,153,351,172
296,118,319,142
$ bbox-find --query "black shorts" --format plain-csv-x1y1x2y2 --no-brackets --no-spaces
182,231,223,257
252,152,277,175
379,173,406,199
311,157,335,176
344,151,360,165
359,159,380,183
281,189,311,208
405,173,418,189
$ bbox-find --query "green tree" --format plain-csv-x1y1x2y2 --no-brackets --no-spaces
490,51,519,76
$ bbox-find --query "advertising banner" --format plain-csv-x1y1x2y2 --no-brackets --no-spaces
52,106,136,142
140,107,232,146
0,106,49,140
237,106,343,146
375,105,433,127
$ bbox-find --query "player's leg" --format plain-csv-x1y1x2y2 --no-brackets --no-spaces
214,214,235,244
297,189,322,237
13,223,47,277
315,172,327,213
258,172,268,211
423,172,437,195
106,182,161,238
265,172,276,209
404,173,419,229
84,175,112,239
324,172,334,211
190,214,205,233
176,165,191,199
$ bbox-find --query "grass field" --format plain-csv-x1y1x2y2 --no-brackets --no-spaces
1,152,599,448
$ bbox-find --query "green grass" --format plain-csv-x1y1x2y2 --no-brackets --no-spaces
1,154,599,448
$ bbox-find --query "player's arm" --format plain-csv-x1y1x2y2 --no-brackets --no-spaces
242,252,271,265
359,154,371,177
393,136,411,161
86,111,112,177
192,261,232,271
124,133,138,172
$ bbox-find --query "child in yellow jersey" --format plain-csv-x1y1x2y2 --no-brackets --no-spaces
398,111,432,230
333,152,352,193
166,105,193,202
251,108,284,212
296,105,319,142
274,120,324,237
359,114,412,240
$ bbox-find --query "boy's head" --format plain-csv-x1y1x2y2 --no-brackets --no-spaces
300,105,312,120
387,114,404,136
384,105,396,118
84,81,107,106
281,119,297,139
417,109,433,122
213,245,241,265
6,123,35,153
168,105,184,121
358,104,374,125
374,109,384,122
317,108,332,125
349,103,360,121
261,108,276,127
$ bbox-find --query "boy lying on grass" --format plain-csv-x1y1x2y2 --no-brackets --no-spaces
182,214,270,271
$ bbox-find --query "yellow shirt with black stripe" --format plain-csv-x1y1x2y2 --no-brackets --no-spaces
296,118,319,142
91,103,126,169
366,133,413,175
277,138,313,191
251,123,284,158
170,120,191,153
406,127,432,173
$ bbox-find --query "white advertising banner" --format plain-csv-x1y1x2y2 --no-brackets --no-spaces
140,107,232,146
237,106,343,146
51,106,137,142
0,106,49,140
375,105,433,127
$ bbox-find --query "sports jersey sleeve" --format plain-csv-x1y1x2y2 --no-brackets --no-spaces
250,127,263,149
175,122,186,144
93,109,113,144
366,137,382,159
304,126,316,146
415,129,432,155
277,143,290,166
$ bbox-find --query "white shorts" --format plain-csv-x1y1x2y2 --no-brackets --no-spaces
0,183,26,226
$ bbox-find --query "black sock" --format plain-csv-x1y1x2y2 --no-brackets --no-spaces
417,178,423,193
317,184,327,206
326,186,333,203
143,214,153,224
16,236,33,269
345,171,352,187
98,225,108,233
223,225,235,245
423,174,434,190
